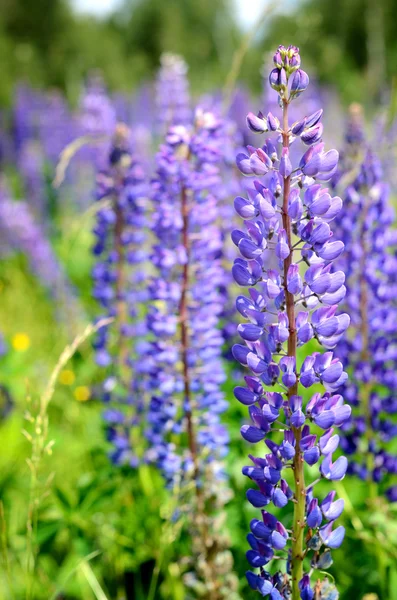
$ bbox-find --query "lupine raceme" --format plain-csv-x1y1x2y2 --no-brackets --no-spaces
144,109,240,599
155,52,191,132
232,46,351,599
92,123,149,467
0,178,80,325
332,104,397,502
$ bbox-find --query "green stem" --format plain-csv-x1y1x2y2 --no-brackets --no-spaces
179,183,219,600
291,428,305,597
147,552,163,600
179,186,199,484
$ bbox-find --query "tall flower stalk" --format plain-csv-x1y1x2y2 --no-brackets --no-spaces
155,53,191,133
92,123,149,466
145,110,239,599
0,178,80,325
233,46,351,599
332,105,397,502
79,74,116,170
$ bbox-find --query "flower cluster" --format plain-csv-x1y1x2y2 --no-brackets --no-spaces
0,178,78,320
145,110,228,482
332,106,397,500
92,124,149,467
144,110,239,598
38,91,78,167
155,53,191,132
232,46,350,599
13,84,45,155
79,74,116,169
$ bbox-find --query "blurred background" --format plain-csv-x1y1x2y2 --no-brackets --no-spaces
0,0,396,106
0,1,396,599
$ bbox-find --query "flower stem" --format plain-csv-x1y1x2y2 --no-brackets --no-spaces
179,184,221,600
114,188,129,378
291,428,306,598
282,98,305,599
179,185,200,491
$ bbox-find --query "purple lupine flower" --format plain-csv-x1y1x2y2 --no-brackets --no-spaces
129,84,156,167
78,73,117,169
146,110,229,482
232,46,350,599
91,124,149,468
0,334,7,358
155,53,191,133
13,84,46,154
145,108,240,598
112,92,131,124
0,178,80,326
263,49,343,152
38,90,78,166
17,140,47,223
199,93,249,375
332,105,397,501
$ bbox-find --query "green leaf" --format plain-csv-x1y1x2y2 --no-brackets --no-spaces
53,487,74,511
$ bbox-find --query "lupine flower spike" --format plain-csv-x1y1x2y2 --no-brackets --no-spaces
155,52,191,132
144,109,240,599
233,45,350,599
0,178,80,325
92,124,149,466
332,105,397,501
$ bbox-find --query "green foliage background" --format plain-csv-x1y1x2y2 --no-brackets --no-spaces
0,0,396,105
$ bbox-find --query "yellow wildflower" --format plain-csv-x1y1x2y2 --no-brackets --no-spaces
59,369,76,386
12,333,31,352
74,386,91,402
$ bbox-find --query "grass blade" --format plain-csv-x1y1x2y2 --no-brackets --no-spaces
79,562,109,600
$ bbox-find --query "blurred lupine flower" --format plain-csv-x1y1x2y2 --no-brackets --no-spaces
13,84,45,154
130,84,156,161
232,45,350,599
38,90,77,166
17,140,47,223
78,73,117,169
375,101,397,195
112,92,131,124
144,109,239,599
0,179,79,322
91,124,149,467
228,87,259,147
199,94,246,368
155,52,191,132
332,105,397,500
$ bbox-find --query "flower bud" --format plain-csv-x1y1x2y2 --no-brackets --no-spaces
269,68,280,89
269,68,287,94
290,69,309,98
273,50,283,68
289,52,301,71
